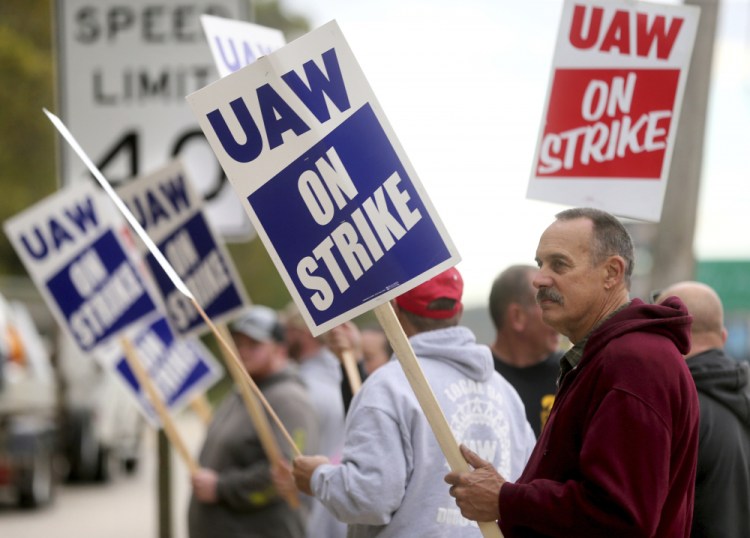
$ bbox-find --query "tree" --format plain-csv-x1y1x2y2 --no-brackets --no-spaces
0,0,56,275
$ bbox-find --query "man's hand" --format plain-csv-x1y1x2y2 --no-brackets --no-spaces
292,455,330,496
324,322,362,363
270,459,297,500
191,467,219,504
444,444,507,522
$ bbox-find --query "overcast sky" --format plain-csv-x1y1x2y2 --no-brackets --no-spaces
279,0,750,307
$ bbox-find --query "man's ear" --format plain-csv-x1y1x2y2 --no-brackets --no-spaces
508,303,526,332
603,255,626,290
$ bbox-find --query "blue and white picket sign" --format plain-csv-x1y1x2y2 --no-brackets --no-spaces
3,181,161,354
187,21,460,335
201,14,286,78
103,313,224,425
116,160,248,337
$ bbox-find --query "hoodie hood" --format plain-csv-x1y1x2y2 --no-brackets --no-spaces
689,349,750,426
584,297,693,360
408,325,494,382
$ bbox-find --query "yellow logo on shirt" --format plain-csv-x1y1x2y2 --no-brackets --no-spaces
540,394,556,432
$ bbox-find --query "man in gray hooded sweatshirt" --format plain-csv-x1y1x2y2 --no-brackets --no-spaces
293,267,536,537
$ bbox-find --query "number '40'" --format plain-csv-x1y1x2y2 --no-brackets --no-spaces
95,129,225,201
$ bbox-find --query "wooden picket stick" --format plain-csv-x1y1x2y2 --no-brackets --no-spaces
121,337,199,474
216,323,300,509
340,349,362,394
325,323,363,394
191,297,302,458
189,394,213,426
374,302,504,538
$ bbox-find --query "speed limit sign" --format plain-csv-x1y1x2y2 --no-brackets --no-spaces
55,0,252,240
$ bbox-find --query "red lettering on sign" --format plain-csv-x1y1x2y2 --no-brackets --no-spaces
536,69,679,179
569,4,684,60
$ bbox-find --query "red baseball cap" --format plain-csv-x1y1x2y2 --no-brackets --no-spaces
396,267,463,319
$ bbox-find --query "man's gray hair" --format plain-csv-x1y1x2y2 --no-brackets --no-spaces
555,207,634,289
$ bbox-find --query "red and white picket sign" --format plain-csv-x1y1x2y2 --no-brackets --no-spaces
527,0,700,221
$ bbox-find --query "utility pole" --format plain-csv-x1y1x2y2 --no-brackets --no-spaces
648,0,720,292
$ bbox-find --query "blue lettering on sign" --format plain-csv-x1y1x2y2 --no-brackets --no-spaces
19,196,100,260
167,344,211,405
248,103,451,326
116,316,212,408
281,48,351,123
213,35,275,73
46,230,158,352
125,173,192,231
147,213,242,335
206,47,351,163
257,83,311,149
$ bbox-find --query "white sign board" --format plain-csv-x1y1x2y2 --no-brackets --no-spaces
55,0,252,239
201,14,286,78
187,21,460,335
526,0,700,221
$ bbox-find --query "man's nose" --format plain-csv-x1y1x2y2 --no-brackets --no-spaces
532,271,550,290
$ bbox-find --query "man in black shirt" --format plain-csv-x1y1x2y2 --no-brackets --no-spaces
489,265,562,437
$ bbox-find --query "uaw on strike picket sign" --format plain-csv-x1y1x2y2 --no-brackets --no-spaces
527,0,700,222
3,181,221,423
187,21,460,335
116,160,248,337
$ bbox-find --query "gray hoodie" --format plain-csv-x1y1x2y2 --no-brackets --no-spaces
311,326,536,538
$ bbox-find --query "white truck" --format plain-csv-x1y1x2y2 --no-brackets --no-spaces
0,291,57,507
0,279,144,508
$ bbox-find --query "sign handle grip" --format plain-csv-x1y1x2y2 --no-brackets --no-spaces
373,302,504,538
340,349,362,394
121,337,199,475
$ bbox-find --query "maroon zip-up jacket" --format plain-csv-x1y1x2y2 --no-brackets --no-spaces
499,297,699,537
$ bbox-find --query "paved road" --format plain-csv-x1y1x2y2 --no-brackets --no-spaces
0,412,205,538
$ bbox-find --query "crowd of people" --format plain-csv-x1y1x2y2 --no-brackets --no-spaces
187,207,750,538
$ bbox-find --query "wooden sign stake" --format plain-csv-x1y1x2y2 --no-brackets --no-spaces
121,337,199,474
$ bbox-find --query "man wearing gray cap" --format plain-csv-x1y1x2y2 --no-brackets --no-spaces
188,305,319,538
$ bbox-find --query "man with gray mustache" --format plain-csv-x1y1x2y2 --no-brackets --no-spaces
446,207,700,537
536,287,563,305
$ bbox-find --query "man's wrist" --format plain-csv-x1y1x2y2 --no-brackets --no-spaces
497,480,507,521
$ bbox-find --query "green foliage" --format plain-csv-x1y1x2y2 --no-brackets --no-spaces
228,237,292,309
0,0,57,275
254,0,310,41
